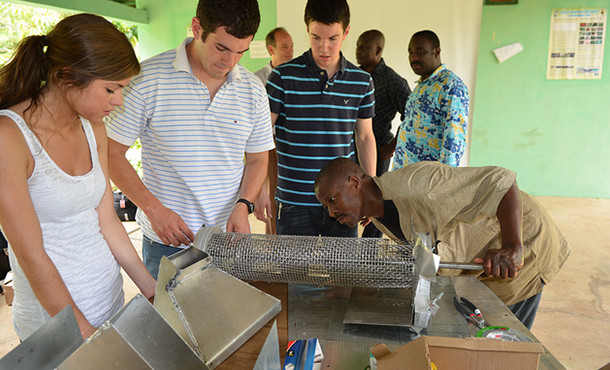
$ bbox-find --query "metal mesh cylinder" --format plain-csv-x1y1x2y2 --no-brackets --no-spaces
203,232,416,288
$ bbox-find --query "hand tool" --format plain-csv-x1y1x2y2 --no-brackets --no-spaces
453,295,534,342
453,296,487,329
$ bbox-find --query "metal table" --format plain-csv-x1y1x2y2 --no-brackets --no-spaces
287,276,564,369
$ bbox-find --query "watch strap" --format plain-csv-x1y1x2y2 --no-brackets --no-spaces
237,198,255,214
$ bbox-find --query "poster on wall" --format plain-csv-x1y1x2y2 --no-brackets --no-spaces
547,8,606,80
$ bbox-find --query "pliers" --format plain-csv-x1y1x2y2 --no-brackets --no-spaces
453,296,487,329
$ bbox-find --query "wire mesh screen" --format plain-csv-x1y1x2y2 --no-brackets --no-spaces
203,233,416,288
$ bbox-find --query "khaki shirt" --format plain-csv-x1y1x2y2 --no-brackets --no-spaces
372,162,571,305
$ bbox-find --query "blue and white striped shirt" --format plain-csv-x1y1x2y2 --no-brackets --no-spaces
267,50,375,206
106,38,275,243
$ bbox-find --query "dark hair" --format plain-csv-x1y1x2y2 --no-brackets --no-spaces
196,0,260,42
360,29,385,49
314,157,363,192
0,13,140,111
412,30,440,49
265,27,287,48
304,0,350,30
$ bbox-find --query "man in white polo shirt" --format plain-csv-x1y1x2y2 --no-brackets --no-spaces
105,0,275,278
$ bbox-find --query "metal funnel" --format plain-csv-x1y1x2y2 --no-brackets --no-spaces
58,295,207,369
0,305,82,370
153,245,281,369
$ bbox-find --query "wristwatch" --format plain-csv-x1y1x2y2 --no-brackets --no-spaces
237,198,255,214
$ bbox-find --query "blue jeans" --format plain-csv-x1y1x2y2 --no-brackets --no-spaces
508,280,545,330
276,203,357,237
142,235,184,279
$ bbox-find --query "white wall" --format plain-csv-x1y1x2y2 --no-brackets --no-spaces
277,0,483,164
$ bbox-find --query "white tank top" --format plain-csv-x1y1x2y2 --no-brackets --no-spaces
1,109,124,340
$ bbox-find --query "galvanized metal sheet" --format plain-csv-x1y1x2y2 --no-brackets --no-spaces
328,296,416,344
342,288,413,327
253,320,281,370
155,247,282,369
109,295,208,369
58,325,151,370
288,277,468,342
59,295,208,370
287,277,562,370
287,284,335,341
0,305,82,370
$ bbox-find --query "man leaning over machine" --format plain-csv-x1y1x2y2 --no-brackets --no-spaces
314,158,571,329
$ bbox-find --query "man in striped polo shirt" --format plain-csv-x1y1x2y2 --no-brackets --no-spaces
105,0,275,278
259,0,377,238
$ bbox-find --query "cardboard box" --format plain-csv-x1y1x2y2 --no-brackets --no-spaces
371,335,544,370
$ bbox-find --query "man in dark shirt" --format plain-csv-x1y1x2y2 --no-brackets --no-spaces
356,29,411,237
258,0,377,238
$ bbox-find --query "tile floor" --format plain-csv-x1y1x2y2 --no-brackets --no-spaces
1,196,609,369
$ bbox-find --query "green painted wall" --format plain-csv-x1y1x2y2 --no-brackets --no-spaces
136,0,276,71
471,0,610,198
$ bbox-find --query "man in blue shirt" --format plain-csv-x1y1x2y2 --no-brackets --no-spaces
392,30,469,169
258,0,376,238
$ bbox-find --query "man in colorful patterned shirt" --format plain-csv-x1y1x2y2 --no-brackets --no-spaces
392,30,469,169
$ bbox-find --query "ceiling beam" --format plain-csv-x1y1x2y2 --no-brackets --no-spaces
4,0,148,25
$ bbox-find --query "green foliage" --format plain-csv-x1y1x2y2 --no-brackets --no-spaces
127,139,143,175
0,3,69,64
0,1,142,175
0,2,140,64
111,20,139,59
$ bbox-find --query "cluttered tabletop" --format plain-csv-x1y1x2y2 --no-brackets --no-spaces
219,276,563,370
0,230,565,369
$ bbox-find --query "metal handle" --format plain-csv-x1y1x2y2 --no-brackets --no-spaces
438,262,484,271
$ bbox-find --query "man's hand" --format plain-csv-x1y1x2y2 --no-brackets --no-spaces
474,244,524,279
254,187,277,234
226,203,251,233
476,182,524,279
146,203,194,246
254,187,272,223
